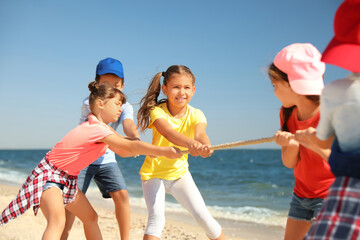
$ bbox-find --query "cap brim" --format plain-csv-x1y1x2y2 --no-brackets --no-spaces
289,78,324,95
98,69,124,78
322,37,360,72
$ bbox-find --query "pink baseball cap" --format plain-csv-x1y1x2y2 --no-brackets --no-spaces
273,43,325,95
321,0,360,72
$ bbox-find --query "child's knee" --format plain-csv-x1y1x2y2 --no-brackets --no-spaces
110,189,129,204
83,210,99,225
90,211,99,223
48,214,66,230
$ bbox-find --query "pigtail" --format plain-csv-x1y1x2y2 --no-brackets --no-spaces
281,107,295,132
137,72,164,133
88,81,99,93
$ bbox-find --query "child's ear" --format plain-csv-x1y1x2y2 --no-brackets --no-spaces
162,84,168,95
96,99,105,109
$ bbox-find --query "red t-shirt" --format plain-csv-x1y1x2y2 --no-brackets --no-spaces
280,107,335,199
47,114,114,176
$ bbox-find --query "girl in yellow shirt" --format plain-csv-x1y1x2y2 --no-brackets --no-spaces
137,65,226,240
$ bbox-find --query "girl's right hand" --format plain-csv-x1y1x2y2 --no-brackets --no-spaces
274,130,299,147
162,146,183,159
294,127,317,149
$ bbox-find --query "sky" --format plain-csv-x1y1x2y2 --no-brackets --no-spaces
0,0,349,149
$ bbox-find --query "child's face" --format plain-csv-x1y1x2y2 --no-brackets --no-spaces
162,73,195,109
98,74,124,91
101,94,123,124
272,80,296,108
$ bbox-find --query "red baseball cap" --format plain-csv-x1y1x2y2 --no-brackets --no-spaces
322,0,360,72
274,43,325,95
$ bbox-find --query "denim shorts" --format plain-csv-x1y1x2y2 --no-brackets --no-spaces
77,162,127,198
43,181,65,192
288,192,324,221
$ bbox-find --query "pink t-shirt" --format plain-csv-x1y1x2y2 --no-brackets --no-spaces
47,114,114,175
280,107,335,199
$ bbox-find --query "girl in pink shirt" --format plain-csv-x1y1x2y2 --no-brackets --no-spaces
0,82,181,240
269,43,334,240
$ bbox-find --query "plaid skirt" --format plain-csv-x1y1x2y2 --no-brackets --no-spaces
304,176,360,240
0,154,78,225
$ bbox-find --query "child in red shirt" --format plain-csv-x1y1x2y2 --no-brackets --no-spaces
269,43,335,240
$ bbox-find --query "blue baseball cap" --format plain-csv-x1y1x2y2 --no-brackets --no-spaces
96,57,124,78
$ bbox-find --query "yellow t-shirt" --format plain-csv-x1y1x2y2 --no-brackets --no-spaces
139,102,207,180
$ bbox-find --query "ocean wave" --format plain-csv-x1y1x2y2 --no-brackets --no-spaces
0,168,29,184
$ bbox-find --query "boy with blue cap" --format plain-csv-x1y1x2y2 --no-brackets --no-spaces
62,57,139,240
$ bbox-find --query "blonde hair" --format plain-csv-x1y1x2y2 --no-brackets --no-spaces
137,65,195,132
88,81,126,113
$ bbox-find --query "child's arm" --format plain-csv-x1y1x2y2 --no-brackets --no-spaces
194,122,213,157
153,118,205,156
100,134,182,159
122,119,140,140
274,131,300,168
295,127,333,161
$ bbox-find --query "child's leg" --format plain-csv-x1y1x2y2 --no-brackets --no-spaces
142,179,166,240
65,190,102,240
285,193,323,240
61,166,94,240
284,218,312,240
61,210,75,240
40,187,67,240
94,163,130,240
169,173,225,240
109,190,130,240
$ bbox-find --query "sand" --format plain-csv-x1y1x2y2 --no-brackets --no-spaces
0,183,284,240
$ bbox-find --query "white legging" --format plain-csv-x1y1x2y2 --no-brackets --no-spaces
142,172,222,239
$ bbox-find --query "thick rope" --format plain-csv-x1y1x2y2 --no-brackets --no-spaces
180,136,275,154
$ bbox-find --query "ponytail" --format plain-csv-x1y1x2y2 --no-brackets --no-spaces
137,65,195,133
137,73,166,133
281,107,295,132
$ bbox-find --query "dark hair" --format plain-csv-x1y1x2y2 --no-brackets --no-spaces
95,73,125,85
88,81,126,113
268,63,320,132
137,65,195,133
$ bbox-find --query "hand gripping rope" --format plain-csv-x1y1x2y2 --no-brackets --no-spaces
180,136,275,154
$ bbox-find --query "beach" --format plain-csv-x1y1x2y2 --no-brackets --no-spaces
0,183,284,240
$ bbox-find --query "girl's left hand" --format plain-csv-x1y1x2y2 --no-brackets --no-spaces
200,145,213,158
188,141,204,156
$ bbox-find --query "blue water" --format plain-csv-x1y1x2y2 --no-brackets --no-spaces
0,149,293,227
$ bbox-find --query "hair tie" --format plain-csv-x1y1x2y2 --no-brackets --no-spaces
161,72,166,77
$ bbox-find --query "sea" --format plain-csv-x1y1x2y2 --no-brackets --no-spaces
0,149,293,228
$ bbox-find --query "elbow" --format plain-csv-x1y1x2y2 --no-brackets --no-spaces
113,148,134,157
282,158,298,168
283,162,296,169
